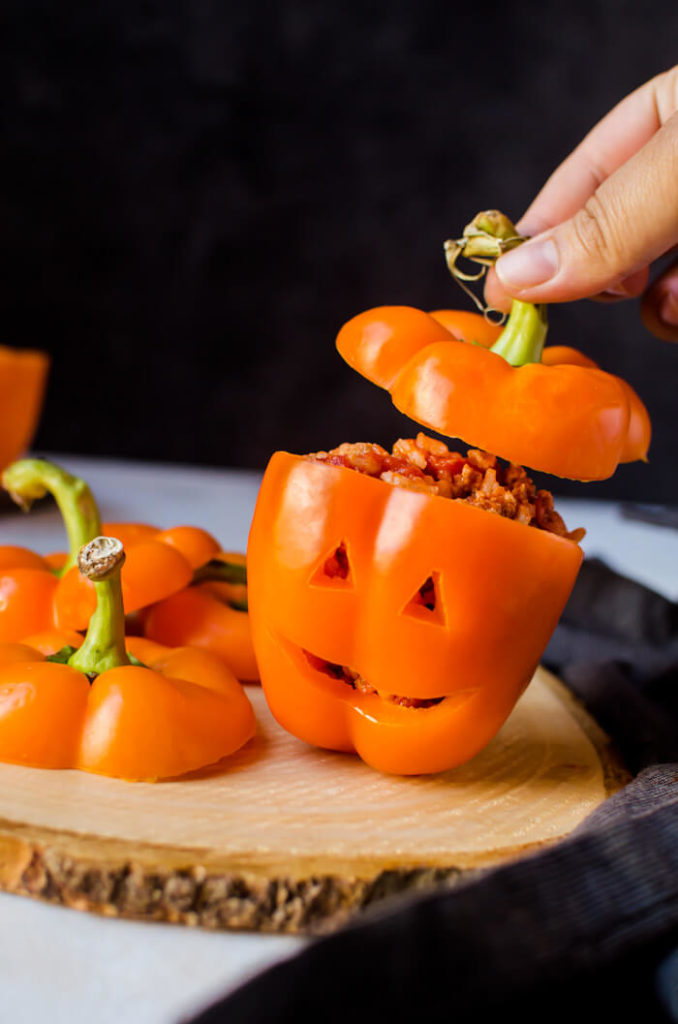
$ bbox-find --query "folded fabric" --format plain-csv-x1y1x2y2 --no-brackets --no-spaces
188,559,678,1024
547,559,678,773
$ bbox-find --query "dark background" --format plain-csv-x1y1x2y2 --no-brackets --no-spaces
2,0,677,499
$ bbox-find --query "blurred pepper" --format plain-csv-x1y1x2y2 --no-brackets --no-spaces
144,552,259,681
0,459,221,635
0,346,49,474
0,459,91,641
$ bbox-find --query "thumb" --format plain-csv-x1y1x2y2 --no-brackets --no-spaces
494,111,678,304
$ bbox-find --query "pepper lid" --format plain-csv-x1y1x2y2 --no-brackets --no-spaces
336,212,650,481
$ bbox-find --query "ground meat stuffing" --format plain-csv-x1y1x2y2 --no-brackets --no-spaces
303,650,443,709
308,433,585,543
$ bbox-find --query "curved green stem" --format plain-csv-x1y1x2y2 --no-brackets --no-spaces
2,459,101,573
192,557,247,586
68,537,131,677
191,558,248,611
489,300,548,366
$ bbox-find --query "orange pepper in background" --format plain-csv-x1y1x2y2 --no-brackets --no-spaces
0,546,52,572
20,628,85,655
247,452,583,775
0,458,111,641
196,550,249,608
0,568,60,642
54,524,220,631
143,552,259,681
0,459,95,641
0,459,258,682
0,537,255,780
0,459,222,636
0,346,49,474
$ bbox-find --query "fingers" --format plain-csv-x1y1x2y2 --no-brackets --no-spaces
641,258,678,342
518,66,678,236
483,266,517,313
491,110,678,304
483,66,678,312
593,267,650,303
485,265,651,313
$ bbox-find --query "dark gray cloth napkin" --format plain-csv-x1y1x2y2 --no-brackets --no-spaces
189,559,678,1024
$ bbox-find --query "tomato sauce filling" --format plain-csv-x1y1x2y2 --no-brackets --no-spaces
308,432,585,542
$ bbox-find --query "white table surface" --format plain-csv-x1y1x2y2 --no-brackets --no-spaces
0,453,676,1024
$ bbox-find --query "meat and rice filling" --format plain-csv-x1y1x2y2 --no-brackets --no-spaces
308,432,585,543
303,651,443,709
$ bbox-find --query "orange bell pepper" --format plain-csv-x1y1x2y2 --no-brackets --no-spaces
0,546,52,572
0,346,49,473
336,212,651,481
0,459,221,636
143,552,259,681
0,537,255,780
0,568,60,642
247,451,582,775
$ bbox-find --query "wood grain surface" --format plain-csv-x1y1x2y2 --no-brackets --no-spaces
0,668,627,933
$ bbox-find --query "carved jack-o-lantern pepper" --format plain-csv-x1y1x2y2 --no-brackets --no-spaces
247,212,650,775
247,449,582,775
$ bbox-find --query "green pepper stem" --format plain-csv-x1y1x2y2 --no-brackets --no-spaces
68,537,131,676
444,210,528,281
192,558,247,586
2,459,101,573
444,210,548,365
489,300,548,366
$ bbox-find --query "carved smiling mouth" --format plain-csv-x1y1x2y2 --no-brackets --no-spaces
302,649,445,709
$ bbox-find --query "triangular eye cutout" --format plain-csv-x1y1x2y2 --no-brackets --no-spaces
310,541,354,587
401,573,445,625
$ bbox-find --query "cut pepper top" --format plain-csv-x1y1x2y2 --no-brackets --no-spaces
336,211,651,481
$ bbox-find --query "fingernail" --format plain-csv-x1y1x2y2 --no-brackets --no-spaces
659,291,678,327
496,238,559,291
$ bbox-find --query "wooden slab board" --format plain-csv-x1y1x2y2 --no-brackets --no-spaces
0,668,627,934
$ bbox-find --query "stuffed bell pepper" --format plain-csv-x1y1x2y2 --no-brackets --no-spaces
247,211,651,775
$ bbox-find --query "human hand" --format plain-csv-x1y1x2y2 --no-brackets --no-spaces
485,66,678,342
